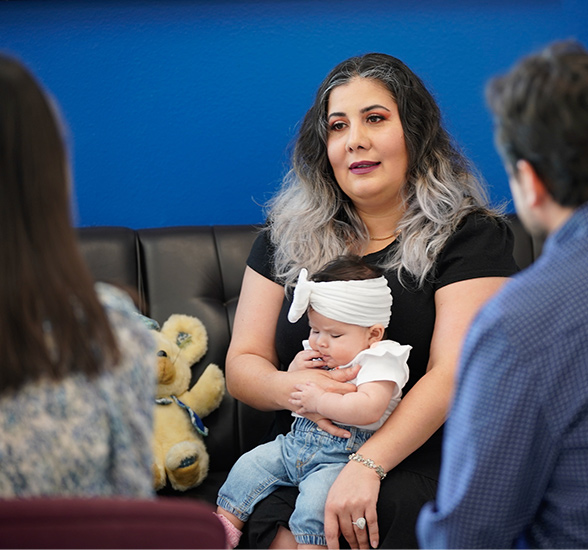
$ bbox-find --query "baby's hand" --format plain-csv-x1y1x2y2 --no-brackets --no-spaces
289,382,324,414
288,349,326,372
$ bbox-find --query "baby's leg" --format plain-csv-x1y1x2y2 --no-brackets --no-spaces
290,463,345,548
215,508,244,531
217,436,294,548
214,508,243,549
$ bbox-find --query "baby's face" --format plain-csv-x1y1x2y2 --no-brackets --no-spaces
307,308,373,369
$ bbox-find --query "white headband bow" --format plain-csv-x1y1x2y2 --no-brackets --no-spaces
287,268,392,327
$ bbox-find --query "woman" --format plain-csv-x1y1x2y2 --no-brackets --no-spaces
0,54,156,497
226,53,518,548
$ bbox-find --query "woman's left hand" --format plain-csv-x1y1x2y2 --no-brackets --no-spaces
324,460,381,549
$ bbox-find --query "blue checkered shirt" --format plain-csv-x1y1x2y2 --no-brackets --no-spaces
418,203,588,548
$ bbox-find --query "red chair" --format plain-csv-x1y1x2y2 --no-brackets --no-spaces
0,497,226,549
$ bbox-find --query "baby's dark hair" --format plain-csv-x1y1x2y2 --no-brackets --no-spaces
311,255,384,283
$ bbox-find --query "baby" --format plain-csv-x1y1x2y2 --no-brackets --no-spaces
216,255,411,548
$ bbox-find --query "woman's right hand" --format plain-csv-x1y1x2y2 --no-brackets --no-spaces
287,358,360,389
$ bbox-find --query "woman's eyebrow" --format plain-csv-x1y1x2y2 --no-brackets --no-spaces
361,104,391,113
327,111,345,121
327,104,391,120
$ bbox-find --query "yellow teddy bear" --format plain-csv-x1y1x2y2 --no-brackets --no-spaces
150,314,225,492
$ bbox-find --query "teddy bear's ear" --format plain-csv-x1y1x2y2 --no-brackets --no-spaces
160,314,208,366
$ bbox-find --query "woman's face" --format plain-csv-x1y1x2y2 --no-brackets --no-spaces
326,77,408,213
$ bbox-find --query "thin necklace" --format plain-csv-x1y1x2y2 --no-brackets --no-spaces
369,229,401,241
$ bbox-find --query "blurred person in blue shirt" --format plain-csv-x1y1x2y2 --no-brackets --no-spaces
417,39,588,549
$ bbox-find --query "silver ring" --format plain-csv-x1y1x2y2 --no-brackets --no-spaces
352,517,366,530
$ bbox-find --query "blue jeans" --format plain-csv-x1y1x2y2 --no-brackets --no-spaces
217,416,373,546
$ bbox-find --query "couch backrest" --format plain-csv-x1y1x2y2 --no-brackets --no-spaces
77,226,141,304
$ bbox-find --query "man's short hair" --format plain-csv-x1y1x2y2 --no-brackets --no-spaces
486,40,588,207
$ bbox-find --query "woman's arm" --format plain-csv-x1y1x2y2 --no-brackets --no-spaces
226,267,359,413
225,266,284,410
324,276,509,550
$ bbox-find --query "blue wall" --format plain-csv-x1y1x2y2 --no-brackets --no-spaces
2,0,587,228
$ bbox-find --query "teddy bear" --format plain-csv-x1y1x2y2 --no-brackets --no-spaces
150,313,225,492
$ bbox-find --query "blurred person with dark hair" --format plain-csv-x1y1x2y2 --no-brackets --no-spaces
0,54,157,497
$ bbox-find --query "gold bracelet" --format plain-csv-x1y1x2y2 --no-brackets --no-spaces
348,452,387,480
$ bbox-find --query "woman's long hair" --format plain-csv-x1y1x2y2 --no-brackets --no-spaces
0,55,120,394
267,53,497,288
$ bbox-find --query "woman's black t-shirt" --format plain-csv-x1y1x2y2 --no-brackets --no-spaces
246,212,518,479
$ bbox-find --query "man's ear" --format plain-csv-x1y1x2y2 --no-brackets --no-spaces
516,159,549,208
368,324,385,344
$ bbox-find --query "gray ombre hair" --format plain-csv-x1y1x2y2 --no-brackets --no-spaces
266,53,496,289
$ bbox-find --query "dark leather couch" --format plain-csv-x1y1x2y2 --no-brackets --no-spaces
77,215,543,506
